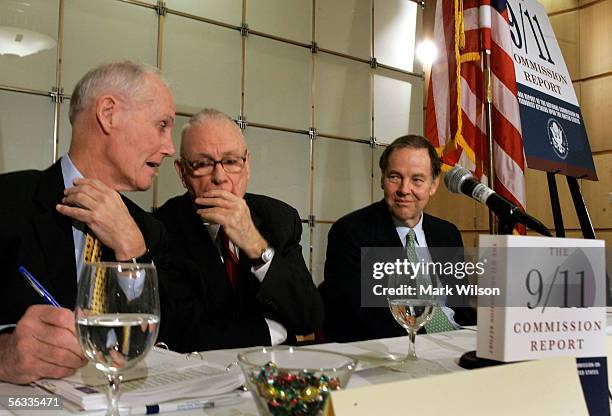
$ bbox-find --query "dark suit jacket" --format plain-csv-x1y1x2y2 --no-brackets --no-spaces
0,161,167,325
153,192,324,352
321,200,476,343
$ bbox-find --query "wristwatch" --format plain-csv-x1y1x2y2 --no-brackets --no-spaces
130,249,153,264
250,246,275,267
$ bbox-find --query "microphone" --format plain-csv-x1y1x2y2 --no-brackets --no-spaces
444,166,552,236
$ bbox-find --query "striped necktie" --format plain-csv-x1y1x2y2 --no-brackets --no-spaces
219,228,239,288
84,232,105,313
405,230,454,333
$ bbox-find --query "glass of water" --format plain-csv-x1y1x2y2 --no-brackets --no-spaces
75,262,160,416
387,273,446,375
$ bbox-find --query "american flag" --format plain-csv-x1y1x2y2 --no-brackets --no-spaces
425,0,526,230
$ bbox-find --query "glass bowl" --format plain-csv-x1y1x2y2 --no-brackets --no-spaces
238,346,357,416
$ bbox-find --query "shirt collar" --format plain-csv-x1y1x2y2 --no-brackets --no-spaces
60,154,84,189
206,223,221,241
392,213,427,247
60,155,87,233
205,223,239,257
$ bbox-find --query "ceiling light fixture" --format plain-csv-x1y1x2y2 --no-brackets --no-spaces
0,24,55,57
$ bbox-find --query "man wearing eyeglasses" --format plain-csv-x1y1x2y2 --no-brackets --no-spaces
154,108,323,352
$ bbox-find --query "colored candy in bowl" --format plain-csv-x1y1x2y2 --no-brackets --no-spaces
238,346,357,416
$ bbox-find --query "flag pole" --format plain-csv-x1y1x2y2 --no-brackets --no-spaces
483,48,497,234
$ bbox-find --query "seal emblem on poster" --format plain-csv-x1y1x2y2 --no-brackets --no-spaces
547,118,569,160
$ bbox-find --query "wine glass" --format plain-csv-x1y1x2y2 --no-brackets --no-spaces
75,262,160,416
387,273,447,375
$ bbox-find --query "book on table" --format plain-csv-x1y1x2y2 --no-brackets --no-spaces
34,347,244,411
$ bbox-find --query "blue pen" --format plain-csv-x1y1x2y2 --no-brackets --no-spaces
18,266,61,307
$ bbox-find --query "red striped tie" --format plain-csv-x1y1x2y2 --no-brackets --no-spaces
220,228,239,288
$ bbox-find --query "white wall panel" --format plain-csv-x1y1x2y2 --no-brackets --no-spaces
62,0,157,94
0,90,54,172
247,0,311,43
244,126,310,219
316,0,371,60
245,36,311,130
315,53,371,139
314,138,371,221
374,69,423,144
166,0,242,26
163,15,241,117
373,0,419,72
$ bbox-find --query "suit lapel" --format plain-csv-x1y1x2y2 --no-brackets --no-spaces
372,200,403,247
32,162,77,308
422,213,461,268
422,214,441,248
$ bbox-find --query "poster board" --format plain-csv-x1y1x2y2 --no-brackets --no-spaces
507,0,597,180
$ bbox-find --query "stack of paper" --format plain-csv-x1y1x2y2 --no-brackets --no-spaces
35,348,244,411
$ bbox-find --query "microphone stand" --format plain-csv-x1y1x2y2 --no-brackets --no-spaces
497,217,516,236
494,205,552,237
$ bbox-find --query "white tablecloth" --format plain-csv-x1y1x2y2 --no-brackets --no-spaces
181,328,478,416
0,329,477,416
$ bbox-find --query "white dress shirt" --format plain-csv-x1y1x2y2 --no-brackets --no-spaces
60,155,88,281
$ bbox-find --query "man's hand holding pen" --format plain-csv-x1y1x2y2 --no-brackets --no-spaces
0,305,86,384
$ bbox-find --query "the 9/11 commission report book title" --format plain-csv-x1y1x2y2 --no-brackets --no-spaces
360,236,608,415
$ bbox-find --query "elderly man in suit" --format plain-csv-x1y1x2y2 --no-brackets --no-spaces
0,61,175,383
321,135,475,343
154,108,323,352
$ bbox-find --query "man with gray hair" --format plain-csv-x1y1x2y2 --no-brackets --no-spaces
154,108,323,351
0,60,175,383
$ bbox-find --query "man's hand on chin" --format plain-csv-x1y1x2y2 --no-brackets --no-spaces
195,190,267,258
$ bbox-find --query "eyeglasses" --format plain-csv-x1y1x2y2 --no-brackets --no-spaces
180,152,247,177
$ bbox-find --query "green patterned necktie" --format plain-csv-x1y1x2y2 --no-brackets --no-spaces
405,229,455,333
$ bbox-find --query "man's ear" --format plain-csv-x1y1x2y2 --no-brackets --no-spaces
174,159,187,189
96,95,117,134
430,175,440,196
